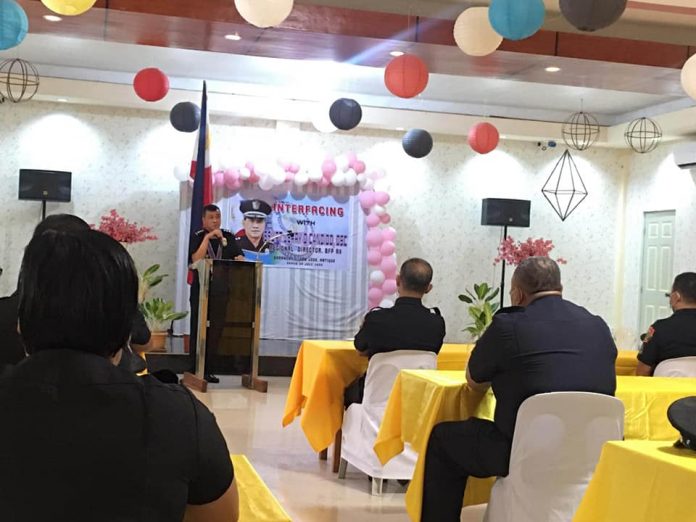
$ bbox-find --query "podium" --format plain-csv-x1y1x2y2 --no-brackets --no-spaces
183,259,267,393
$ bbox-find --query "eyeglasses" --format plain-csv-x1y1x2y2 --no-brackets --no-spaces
665,292,672,298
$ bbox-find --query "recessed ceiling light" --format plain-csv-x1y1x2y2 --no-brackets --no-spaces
224,33,242,41
390,51,405,57
396,127,405,131
57,98,68,102
545,66,561,73
43,14,62,22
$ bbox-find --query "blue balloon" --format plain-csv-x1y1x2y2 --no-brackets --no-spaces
489,0,545,41
0,0,28,51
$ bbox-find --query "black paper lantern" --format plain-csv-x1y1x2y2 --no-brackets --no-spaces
560,0,627,32
625,117,662,154
329,98,362,131
402,129,433,158
170,102,201,133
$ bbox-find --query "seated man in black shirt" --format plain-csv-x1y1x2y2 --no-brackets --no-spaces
0,229,238,522
637,272,696,376
344,258,446,406
420,257,617,521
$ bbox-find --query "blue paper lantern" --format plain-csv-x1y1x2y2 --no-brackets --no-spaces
0,0,28,51
489,0,545,41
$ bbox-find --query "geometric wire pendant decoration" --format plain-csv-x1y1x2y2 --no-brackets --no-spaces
0,58,40,103
561,111,600,151
541,149,588,221
624,117,662,154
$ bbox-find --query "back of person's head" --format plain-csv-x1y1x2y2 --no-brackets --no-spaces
513,256,563,295
32,214,89,238
673,272,696,304
18,229,138,357
399,258,434,294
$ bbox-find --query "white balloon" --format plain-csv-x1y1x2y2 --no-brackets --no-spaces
271,167,286,184
356,173,366,184
453,7,502,57
336,155,350,173
294,173,309,186
379,299,395,308
331,173,345,187
234,0,294,28
239,167,251,180
373,204,386,216
308,168,323,182
682,54,696,100
258,177,274,191
173,165,189,182
369,270,386,285
344,170,358,187
363,178,375,190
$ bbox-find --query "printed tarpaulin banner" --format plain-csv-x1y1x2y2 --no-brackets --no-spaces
228,192,354,270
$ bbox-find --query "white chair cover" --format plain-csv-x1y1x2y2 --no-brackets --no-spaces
654,356,696,377
463,392,624,522
340,350,437,481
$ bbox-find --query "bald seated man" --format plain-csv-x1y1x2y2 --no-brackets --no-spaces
420,257,617,522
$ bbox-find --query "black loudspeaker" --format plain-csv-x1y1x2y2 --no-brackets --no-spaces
481,198,531,227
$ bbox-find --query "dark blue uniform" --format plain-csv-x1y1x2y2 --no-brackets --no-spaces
638,309,696,369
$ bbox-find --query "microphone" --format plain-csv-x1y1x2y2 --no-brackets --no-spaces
221,237,228,247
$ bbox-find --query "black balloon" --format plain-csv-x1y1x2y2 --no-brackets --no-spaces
329,98,362,131
170,102,201,132
402,129,433,158
560,0,627,32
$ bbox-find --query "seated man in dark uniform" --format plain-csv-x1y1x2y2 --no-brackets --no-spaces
420,257,617,522
344,258,446,406
236,199,273,253
637,272,696,376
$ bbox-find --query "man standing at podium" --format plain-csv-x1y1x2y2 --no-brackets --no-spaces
236,199,272,253
189,204,244,383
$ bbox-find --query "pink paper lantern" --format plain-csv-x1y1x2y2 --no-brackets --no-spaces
380,240,396,256
382,278,398,295
368,287,384,303
366,229,383,247
366,213,380,227
374,191,390,206
381,256,397,276
382,227,397,242
367,249,382,265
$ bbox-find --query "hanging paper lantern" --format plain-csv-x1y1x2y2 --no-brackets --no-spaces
169,102,201,133
453,7,502,57
468,123,500,154
311,100,337,133
0,0,28,51
234,0,294,28
681,54,696,101
560,0,627,32
133,68,169,102
384,54,429,99
402,129,433,158
488,0,545,41
41,0,97,16
329,98,362,131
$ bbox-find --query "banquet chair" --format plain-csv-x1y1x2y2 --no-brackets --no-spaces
654,356,696,377
337,350,437,495
460,392,624,522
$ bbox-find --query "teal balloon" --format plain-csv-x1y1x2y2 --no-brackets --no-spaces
0,0,29,51
489,0,545,41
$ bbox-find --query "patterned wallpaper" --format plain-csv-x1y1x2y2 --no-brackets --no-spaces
1,101,642,344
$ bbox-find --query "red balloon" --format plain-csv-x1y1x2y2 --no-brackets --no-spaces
384,54,429,99
468,122,500,154
133,68,169,102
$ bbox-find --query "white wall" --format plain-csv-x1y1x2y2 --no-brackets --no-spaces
1,101,634,343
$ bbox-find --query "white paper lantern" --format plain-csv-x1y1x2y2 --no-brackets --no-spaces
454,7,503,57
234,0,294,28
173,165,189,181
681,54,696,100
312,105,337,133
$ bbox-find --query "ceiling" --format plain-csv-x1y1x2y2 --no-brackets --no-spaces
2,0,696,145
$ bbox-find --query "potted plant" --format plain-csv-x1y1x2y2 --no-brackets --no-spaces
458,282,500,341
138,264,168,304
141,298,188,352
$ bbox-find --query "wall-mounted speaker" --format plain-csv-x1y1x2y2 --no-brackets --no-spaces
481,198,531,228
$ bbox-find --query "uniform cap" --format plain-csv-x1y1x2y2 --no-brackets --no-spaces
240,199,271,218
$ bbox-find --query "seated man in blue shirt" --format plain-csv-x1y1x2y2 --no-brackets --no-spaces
420,257,617,521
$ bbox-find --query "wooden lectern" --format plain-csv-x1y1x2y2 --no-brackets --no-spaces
183,259,267,393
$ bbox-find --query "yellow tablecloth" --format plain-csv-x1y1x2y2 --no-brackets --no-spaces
232,455,292,522
375,371,696,522
573,441,696,522
616,349,639,376
281,340,474,452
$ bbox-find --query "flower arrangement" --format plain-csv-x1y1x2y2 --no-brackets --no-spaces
95,209,157,244
494,236,567,266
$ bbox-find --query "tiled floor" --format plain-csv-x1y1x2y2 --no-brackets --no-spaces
194,376,410,522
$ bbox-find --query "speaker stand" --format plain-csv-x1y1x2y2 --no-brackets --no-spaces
41,199,47,221
499,225,508,307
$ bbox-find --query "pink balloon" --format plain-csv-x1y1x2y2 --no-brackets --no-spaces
366,213,380,227
245,161,255,172
231,179,242,191
368,299,381,309
285,172,295,182
322,159,337,177
213,171,224,187
381,257,397,276
375,191,390,206
359,191,376,209
382,278,398,295
368,287,384,303
319,178,330,187
353,160,366,174
366,229,383,248
367,249,382,265
224,169,239,188
249,172,260,184
380,240,396,256
289,163,300,174
382,227,397,242
380,213,391,224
